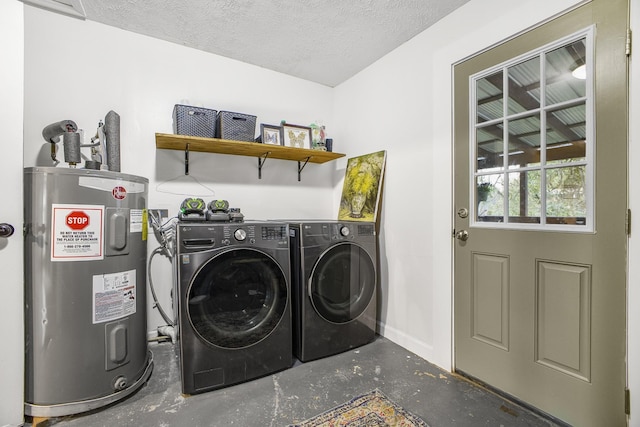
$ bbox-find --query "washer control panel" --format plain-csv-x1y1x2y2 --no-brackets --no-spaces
178,222,288,252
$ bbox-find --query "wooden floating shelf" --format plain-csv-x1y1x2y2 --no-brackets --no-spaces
155,133,345,163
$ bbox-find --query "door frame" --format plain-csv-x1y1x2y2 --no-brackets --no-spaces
627,0,640,422
0,2,25,426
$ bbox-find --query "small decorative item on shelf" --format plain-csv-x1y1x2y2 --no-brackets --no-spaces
310,121,327,151
281,123,312,149
325,138,333,152
256,124,282,145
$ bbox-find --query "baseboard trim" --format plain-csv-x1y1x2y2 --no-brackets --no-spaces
377,321,434,362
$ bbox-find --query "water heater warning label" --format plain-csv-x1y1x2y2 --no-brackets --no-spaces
92,269,137,324
52,204,105,261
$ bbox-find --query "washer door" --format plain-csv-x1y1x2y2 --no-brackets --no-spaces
187,248,287,349
309,242,376,324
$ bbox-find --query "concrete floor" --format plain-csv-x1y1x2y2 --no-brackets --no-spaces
36,336,561,427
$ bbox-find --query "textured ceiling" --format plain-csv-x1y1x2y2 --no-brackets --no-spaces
74,0,471,87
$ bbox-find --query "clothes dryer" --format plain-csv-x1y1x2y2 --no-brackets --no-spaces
175,222,292,394
289,221,377,362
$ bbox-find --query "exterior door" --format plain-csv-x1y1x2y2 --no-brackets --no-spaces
453,1,629,425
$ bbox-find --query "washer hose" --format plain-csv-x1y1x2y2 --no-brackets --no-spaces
148,246,175,327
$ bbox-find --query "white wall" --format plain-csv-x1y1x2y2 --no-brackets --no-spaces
22,7,339,333
0,3,24,427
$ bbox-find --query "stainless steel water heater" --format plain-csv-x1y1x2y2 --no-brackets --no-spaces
23,167,153,417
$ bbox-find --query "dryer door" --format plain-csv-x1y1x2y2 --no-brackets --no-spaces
187,248,287,349
309,242,376,324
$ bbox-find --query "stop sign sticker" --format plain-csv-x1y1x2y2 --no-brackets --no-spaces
66,211,90,230
52,204,104,261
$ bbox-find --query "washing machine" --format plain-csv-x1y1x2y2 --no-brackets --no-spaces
289,221,377,362
175,221,292,394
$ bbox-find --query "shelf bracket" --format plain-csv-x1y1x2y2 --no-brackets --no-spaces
257,152,270,179
184,144,190,175
297,157,311,182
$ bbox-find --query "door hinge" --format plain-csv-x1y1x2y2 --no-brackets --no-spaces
627,28,632,56
626,388,630,415
626,209,632,236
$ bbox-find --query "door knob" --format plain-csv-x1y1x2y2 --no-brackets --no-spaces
455,230,469,241
0,223,15,238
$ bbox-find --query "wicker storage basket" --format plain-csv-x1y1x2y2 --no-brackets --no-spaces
216,111,257,142
173,104,217,138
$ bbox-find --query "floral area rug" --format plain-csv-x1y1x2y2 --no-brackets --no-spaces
289,389,429,427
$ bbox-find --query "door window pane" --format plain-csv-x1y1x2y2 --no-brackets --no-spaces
476,174,504,223
508,170,541,223
477,123,503,171
546,103,586,164
545,39,587,105
546,166,587,225
508,56,540,115
507,114,541,167
471,33,592,231
476,71,503,123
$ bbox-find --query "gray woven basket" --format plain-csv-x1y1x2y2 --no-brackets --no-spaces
216,111,256,142
173,104,217,137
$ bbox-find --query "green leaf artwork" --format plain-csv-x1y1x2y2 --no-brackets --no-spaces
338,150,387,222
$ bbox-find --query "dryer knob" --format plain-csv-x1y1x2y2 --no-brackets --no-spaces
234,229,247,241
340,226,350,237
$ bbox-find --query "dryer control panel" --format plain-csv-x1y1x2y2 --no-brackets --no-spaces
299,221,376,245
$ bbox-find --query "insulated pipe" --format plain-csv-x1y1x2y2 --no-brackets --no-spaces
62,132,81,166
42,120,77,144
103,110,121,172
42,120,78,163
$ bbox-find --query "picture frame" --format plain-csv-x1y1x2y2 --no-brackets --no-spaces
338,150,387,223
281,124,312,149
259,124,282,145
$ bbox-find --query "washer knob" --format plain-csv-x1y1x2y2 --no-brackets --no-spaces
340,226,350,237
234,229,247,241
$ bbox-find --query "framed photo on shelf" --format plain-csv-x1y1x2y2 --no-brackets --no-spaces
281,124,312,149
259,124,282,145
